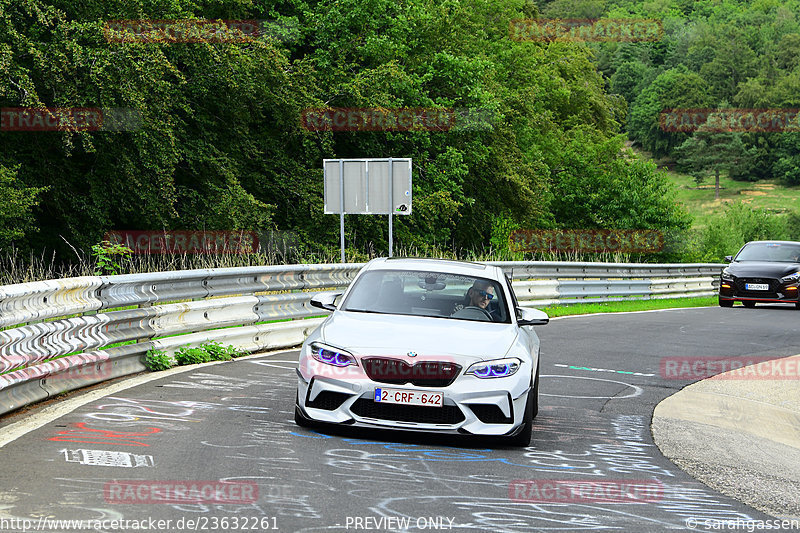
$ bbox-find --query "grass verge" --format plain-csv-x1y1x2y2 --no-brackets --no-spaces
541,296,718,317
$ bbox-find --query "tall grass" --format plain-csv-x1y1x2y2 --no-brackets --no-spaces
14,209,788,285
0,238,684,286
0,247,90,285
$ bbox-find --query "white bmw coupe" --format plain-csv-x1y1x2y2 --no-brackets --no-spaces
294,257,548,446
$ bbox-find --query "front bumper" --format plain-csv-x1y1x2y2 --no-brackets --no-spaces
719,276,800,303
295,365,532,436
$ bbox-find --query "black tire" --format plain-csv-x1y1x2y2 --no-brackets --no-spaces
506,372,537,446
795,301,800,309
742,300,756,308
506,393,533,447
719,298,733,308
531,364,540,420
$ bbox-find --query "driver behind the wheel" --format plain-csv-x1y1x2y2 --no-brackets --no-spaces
467,280,494,309
452,280,496,318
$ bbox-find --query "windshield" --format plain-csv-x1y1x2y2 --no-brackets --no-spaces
341,269,510,323
735,242,800,262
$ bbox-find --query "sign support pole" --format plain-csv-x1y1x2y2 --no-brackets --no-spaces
388,157,393,258
339,159,345,263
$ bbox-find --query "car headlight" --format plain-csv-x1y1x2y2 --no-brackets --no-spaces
466,358,521,378
781,272,800,284
310,343,356,367
721,269,733,281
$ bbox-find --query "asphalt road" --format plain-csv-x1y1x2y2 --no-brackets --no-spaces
1,305,800,533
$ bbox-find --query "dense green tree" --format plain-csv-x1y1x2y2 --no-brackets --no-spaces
773,133,800,186
776,33,800,71
0,164,45,248
699,29,759,101
549,130,690,231
0,0,305,253
539,0,607,18
0,0,706,263
673,126,756,198
609,60,651,105
598,0,800,185
628,66,712,156
685,45,715,73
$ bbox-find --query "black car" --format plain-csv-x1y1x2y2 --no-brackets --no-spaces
719,240,800,308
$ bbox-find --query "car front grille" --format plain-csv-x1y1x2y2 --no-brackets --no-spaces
361,358,461,387
351,398,465,424
734,277,780,297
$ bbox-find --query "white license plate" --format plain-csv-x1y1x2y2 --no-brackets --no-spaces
374,388,443,407
746,283,769,291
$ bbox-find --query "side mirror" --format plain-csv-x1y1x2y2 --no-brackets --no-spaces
724,255,733,262
310,292,341,312
517,307,549,326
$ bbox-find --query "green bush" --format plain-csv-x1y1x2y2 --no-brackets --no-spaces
173,342,244,366
690,203,791,262
144,348,173,371
174,346,212,366
203,341,239,361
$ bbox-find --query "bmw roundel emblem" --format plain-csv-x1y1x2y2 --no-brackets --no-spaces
407,351,417,357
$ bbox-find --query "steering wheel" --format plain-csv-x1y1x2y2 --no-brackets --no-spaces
451,305,493,321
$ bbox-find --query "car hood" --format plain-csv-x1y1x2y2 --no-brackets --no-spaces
319,311,518,363
727,262,800,278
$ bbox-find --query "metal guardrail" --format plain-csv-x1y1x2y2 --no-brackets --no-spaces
0,261,723,416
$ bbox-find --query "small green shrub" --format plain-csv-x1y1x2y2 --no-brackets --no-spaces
203,341,239,361
92,240,133,276
168,342,246,367
144,348,173,371
175,345,212,366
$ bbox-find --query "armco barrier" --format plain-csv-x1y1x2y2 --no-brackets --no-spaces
0,261,723,416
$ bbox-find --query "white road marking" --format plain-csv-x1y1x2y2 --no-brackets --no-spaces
0,349,296,449
539,375,644,399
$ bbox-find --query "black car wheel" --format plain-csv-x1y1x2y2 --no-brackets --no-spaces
531,364,539,419
506,366,538,447
742,301,756,308
506,391,533,447
719,297,733,308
